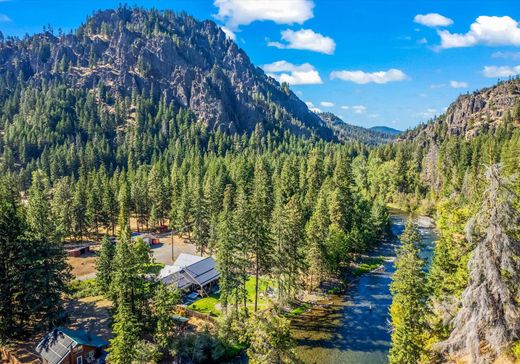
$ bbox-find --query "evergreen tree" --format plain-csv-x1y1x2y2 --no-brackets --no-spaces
96,235,116,293
389,221,427,364
250,157,273,311
245,308,298,364
107,302,140,364
272,196,304,306
439,165,520,363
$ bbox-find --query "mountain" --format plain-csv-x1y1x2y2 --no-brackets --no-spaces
403,78,520,143
0,6,333,140
316,112,395,145
369,126,401,136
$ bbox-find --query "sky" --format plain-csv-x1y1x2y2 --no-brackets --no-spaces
1,1,520,130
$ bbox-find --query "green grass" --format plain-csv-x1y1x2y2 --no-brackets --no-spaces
188,276,275,317
69,278,101,298
286,302,311,318
351,256,385,276
188,293,221,316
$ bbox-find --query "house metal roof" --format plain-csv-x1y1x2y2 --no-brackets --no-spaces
35,327,108,364
159,254,219,289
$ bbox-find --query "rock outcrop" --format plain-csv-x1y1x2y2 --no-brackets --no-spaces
403,79,520,143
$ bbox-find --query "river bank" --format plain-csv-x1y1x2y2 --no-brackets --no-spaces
291,211,437,364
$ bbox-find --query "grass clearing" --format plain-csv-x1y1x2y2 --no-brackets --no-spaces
188,276,275,316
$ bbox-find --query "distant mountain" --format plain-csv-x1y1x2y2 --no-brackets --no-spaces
402,78,520,143
316,112,395,145
369,126,401,136
0,6,334,140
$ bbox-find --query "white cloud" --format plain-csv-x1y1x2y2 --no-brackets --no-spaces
340,105,349,110
418,108,438,119
438,16,520,49
330,68,407,84
414,13,453,27
450,80,468,88
268,28,335,54
305,101,322,113
0,14,11,22
417,37,428,45
483,65,520,78
214,0,314,29
320,101,334,107
492,51,520,60
368,113,380,118
263,60,322,85
220,26,236,40
352,105,367,114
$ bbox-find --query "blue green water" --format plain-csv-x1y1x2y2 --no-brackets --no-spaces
292,212,437,364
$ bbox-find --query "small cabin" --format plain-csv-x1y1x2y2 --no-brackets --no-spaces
36,327,108,364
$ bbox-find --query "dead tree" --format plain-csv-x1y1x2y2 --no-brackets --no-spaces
438,164,520,363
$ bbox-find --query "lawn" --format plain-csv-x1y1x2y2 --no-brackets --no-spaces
188,276,274,316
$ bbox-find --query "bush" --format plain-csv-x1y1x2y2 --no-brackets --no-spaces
512,341,520,361
69,279,101,298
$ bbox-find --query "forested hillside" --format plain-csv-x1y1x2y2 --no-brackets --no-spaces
316,112,396,145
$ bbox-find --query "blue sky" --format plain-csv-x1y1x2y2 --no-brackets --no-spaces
1,1,520,130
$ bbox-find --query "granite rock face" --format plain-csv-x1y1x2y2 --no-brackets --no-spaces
404,79,520,143
0,7,334,140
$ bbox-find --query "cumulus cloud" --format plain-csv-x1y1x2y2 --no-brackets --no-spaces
305,101,322,113
418,108,438,119
492,51,520,60
220,26,236,40
483,65,520,78
414,13,453,27
340,105,349,110
262,60,323,85
0,14,11,22
320,101,334,107
330,68,407,84
352,105,367,114
268,28,335,54
214,0,314,29
450,80,468,88
438,16,520,49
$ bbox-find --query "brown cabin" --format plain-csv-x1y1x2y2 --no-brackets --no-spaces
35,327,108,364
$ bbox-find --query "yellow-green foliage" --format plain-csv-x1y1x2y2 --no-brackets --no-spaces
512,341,520,362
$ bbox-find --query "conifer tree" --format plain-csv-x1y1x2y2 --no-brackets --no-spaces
108,302,140,364
96,235,116,293
389,221,427,364
250,157,273,311
272,196,305,306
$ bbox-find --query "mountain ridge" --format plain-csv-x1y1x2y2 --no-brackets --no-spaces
0,6,334,140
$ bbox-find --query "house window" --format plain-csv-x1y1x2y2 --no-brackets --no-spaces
76,355,83,364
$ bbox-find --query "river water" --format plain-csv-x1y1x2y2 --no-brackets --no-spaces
292,211,437,364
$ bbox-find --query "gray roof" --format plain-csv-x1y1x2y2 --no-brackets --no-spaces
160,254,219,289
36,327,108,364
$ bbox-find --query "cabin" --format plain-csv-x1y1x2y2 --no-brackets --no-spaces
35,327,108,364
158,253,219,296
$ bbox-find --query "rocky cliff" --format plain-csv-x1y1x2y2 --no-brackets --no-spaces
404,78,520,143
0,6,333,140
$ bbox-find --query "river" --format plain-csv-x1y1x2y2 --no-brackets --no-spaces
292,211,437,364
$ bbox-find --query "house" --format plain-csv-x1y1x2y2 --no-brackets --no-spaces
35,327,108,364
158,253,219,295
